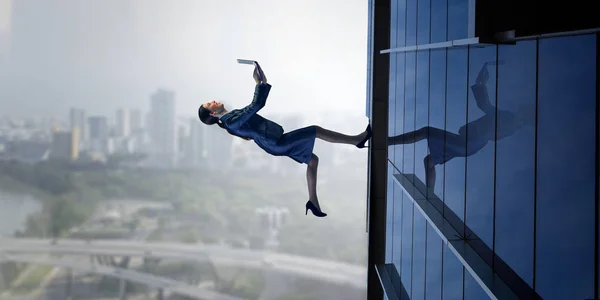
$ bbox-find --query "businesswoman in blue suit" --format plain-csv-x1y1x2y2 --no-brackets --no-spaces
198,63,372,218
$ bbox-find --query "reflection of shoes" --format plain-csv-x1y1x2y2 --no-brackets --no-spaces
305,200,327,217
356,124,372,149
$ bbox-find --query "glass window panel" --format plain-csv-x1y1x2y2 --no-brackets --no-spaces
425,223,442,300
389,53,397,166
401,195,414,298
403,52,416,176
417,0,431,45
411,212,427,300
386,162,395,262
406,0,417,46
536,34,596,300
394,54,406,172
444,47,468,229
430,0,447,43
442,246,463,299
465,45,497,250
464,270,488,299
495,40,537,287
393,174,404,270
429,49,446,201
397,0,406,47
391,0,398,48
447,0,468,40
415,51,430,195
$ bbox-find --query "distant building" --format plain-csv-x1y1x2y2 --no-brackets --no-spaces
115,108,129,137
148,89,176,168
129,109,142,133
49,129,78,160
88,116,108,153
69,107,86,142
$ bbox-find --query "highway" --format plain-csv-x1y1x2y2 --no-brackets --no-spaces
0,253,247,300
0,238,367,288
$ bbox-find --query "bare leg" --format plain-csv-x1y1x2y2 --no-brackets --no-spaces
315,126,366,145
388,126,429,145
306,154,321,209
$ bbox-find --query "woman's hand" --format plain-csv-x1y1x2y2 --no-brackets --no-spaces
252,63,267,84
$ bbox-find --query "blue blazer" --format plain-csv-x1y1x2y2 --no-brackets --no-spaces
219,83,284,144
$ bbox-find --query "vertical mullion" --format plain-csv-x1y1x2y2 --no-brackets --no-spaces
532,37,540,292
594,32,599,300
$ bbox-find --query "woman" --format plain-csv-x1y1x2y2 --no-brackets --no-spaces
198,63,372,218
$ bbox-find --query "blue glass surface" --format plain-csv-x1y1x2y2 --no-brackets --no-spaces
494,40,537,286
442,246,463,299
386,162,395,263
397,0,407,47
417,0,431,45
394,53,406,171
430,0,447,43
465,45,496,249
464,270,488,299
392,175,404,270
444,48,468,228
415,51,430,195
536,34,597,300
447,0,468,40
411,212,427,300
391,0,398,48
425,224,442,300
406,0,417,46
403,52,416,176
429,49,446,201
401,196,414,297
389,52,397,166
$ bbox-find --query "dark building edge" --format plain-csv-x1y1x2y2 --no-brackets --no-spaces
366,0,391,299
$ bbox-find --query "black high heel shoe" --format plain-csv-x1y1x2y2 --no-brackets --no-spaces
356,124,372,149
305,201,327,217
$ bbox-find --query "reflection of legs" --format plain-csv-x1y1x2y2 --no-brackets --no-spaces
424,155,436,189
388,126,446,145
306,154,321,209
315,126,366,145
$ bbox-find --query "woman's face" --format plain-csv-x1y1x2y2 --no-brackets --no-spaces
203,100,224,115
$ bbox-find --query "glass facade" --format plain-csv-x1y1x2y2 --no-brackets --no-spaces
379,1,600,299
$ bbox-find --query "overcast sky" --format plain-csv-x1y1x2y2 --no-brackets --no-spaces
0,0,368,121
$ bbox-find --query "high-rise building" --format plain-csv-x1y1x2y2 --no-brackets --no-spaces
115,108,129,137
366,1,600,300
88,116,108,153
69,107,86,141
129,109,142,133
187,118,204,167
49,130,78,161
149,89,176,168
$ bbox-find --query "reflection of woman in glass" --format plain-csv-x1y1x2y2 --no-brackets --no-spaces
198,63,372,218
388,62,534,189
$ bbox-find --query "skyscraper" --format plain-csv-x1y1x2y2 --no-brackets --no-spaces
115,108,129,137
366,1,600,299
88,116,108,153
129,109,142,133
149,88,176,168
69,107,86,141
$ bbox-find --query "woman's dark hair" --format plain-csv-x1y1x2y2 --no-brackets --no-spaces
198,105,224,128
198,105,250,140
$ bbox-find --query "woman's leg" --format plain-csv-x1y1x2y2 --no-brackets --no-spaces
315,126,367,145
306,154,321,209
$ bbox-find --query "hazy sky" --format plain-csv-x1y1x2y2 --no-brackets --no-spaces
0,0,368,121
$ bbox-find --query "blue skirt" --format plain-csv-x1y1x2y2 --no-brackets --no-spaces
261,125,317,164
